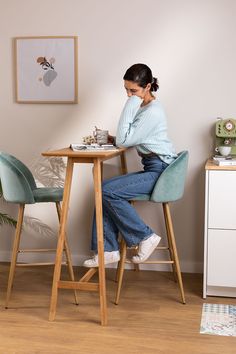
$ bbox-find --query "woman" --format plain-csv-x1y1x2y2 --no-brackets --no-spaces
83,63,177,267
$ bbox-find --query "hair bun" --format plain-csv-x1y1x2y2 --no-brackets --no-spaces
151,77,159,92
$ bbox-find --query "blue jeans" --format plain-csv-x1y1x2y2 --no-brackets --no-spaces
91,156,168,252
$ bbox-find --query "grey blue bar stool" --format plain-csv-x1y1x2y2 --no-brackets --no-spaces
115,151,189,305
0,152,78,308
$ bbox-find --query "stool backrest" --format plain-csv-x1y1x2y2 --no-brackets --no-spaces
150,151,189,203
0,152,36,204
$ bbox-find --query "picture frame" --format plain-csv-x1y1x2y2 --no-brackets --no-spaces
14,36,78,104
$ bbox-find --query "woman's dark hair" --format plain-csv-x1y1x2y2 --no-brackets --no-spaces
123,63,159,92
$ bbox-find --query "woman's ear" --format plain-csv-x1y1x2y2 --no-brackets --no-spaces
145,83,151,91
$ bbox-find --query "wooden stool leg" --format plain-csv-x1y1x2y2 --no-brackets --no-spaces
163,203,186,304
56,202,79,305
5,204,25,308
132,247,140,272
115,237,123,282
115,238,127,305
129,201,140,273
162,204,177,281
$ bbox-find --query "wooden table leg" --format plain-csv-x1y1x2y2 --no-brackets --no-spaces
93,158,108,326
49,157,74,321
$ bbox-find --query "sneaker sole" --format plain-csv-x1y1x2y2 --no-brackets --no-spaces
83,256,120,268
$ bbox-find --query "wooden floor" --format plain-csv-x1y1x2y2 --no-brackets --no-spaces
0,264,235,354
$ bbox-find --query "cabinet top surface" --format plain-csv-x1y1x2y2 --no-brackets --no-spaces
205,159,236,171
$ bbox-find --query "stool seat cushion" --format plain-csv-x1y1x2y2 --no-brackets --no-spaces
33,187,63,203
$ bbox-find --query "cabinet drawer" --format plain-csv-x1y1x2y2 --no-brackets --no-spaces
208,170,236,229
207,229,236,287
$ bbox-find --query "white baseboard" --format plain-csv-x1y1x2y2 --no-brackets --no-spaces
0,251,203,274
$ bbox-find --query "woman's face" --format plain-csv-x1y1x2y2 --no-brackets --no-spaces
124,80,151,99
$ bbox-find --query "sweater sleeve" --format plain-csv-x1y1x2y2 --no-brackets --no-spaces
116,95,143,146
116,95,159,147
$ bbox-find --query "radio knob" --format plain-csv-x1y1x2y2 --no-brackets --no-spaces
224,120,234,131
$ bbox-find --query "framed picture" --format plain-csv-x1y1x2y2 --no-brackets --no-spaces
14,36,78,103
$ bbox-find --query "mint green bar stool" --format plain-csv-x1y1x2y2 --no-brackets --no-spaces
0,152,78,308
115,151,189,305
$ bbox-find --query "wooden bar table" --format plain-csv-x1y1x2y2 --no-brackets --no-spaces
42,147,127,325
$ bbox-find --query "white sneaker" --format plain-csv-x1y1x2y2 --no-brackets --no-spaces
132,233,161,264
83,251,120,268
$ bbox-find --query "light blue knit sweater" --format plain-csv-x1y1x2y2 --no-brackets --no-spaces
116,95,177,164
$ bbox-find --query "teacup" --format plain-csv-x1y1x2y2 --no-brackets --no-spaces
95,130,109,145
215,145,231,157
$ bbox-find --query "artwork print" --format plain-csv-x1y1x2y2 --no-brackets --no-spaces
37,56,57,87
15,36,78,103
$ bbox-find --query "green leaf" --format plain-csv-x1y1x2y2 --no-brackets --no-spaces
0,213,17,227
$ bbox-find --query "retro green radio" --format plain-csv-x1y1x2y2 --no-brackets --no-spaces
215,118,236,155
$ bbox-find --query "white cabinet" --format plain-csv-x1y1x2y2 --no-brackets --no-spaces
203,161,236,298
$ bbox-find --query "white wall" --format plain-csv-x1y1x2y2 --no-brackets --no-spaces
1,0,236,272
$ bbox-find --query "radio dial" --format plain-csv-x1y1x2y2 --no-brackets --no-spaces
224,120,234,131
